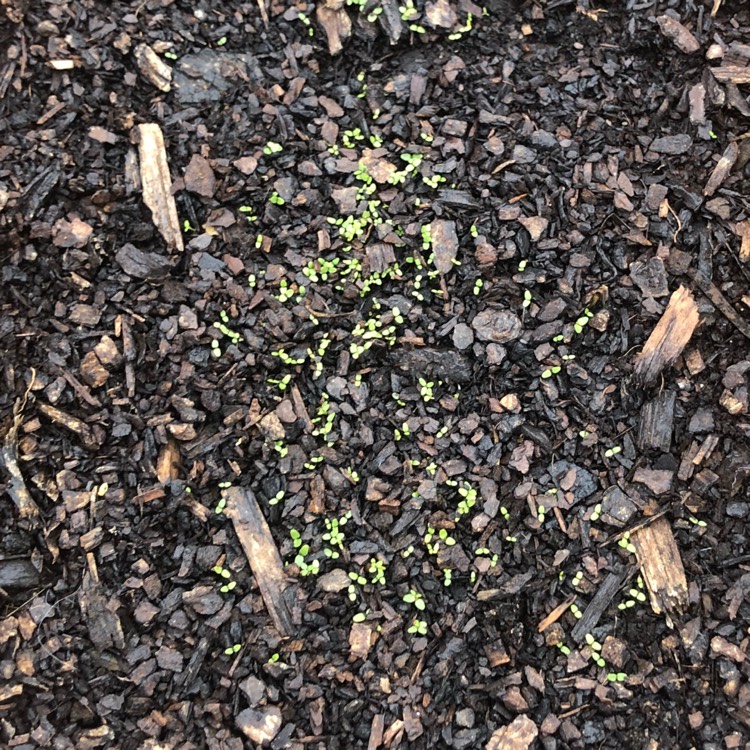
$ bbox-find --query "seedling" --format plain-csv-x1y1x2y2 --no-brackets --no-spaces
457,482,477,517
607,672,628,683
263,141,283,156
572,571,583,587
443,568,453,586
352,612,367,623
403,589,426,611
604,446,621,458
273,440,288,458
418,377,435,402
518,259,528,272
541,366,561,379
618,531,637,555
368,558,386,585
323,512,351,559
537,505,546,523
268,490,285,506
224,644,242,655
408,618,428,635
522,289,532,309
269,191,285,206
570,603,582,620
590,503,602,522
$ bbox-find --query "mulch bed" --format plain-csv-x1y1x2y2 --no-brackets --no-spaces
3,0,750,747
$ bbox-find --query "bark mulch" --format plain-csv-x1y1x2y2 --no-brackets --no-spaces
3,0,750,747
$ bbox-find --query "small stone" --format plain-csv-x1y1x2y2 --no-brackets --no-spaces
630,257,669,297
183,585,224,615
239,676,266,706
455,708,475,728
650,134,692,155
486,714,538,750
519,215,548,242
185,154,216,197
726,502,749,518
472,309,523,343
453,323,473,350
632,467,673,495
600,486,637,527
486,344,507,365
688,407,714,433
235,706,282,746
178,305,199,330
155,645,184,672
317,568,351,593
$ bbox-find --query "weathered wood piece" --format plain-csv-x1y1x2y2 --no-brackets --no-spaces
711,65,750,84
486,714,539,750
78,553,125,652
704,141,739,197
571,570,627,643
316,0,352,56
638,390,676,451
633,285,699,385
1,409,41,523
223,486,300,636
137,123,184,252
632,516,688,616
38,402,99,450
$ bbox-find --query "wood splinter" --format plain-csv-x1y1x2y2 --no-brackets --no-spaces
223,486,302,637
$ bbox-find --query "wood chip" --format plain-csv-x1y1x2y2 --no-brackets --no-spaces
0,403,41,523
134,43,172,92
316,0,352,56
223,487,301,636
184,153,216,198
632,516,688,616
655,15,700,54
734,218,750,262
711,66,750,84
638,390,675,451
349,622,374,660
486,714,539,750
633,285,699,385
571,570,627,643
704,141,739,197
38,402,99,450
156,437,181,484
136,123,184,252
430,219,459,274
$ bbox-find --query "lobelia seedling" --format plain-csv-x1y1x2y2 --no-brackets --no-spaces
408,618,428,635
403,589,426,610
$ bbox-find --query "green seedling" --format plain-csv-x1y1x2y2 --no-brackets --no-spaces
352,612,367,623
537,505,546,523
368,558,386,585
541,366,561,379
268,652,280,664
403,589,426,611
239,205,258,222
268,490,285,506
457,482,477,517
263,141,283,156
590,503,602,522
443,568,453,586
607,672,628,683
570,603,582,620
273,440,289,458
689,515,707,528
323,512,351,559
269,191,285,206
418,377,435,402
574,308,594,334
473,278,483,296
224,644,242,655
183,219,194,232
518,259,528,272
216,36,227,45
618,531,637,555
572,571,583,587
215,496,227,514
522,289,532,309
408,618,428,635
604,446,621,458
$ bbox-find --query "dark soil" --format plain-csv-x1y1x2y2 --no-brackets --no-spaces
3,0,750,748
